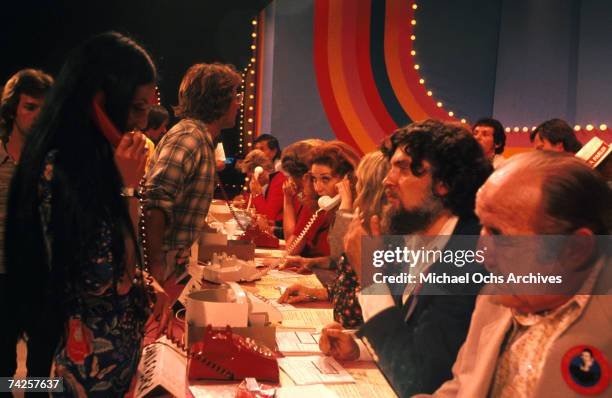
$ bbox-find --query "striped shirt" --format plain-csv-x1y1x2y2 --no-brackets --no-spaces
143,119,216,251
0,142,16,274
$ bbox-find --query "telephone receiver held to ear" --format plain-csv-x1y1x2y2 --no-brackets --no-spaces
91,91,122,148
318,194,341,211
253,166,264,180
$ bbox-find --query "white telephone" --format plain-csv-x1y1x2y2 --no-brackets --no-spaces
253,166,264,180
247,166,265,210
317,194,341,211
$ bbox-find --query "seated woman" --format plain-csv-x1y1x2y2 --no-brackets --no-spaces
278,151,389,328
279,139,324,240
284,141,360,258
240,149,286,235
282,141,360,265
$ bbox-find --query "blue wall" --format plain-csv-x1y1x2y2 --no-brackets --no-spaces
262,0,611,145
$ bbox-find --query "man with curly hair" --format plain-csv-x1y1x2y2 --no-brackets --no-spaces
319,120,493,397
142,63,242,281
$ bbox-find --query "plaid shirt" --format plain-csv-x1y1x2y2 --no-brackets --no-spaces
143,118,216,251
0,142,17,274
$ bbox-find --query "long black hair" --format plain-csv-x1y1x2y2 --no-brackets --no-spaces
4,32,156,338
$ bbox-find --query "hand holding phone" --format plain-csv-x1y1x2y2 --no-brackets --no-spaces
114,131,148,188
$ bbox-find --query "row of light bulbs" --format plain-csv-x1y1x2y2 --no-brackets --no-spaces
503,124,608,133
238,18,259,153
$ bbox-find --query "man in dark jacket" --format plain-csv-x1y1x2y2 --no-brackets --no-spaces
319,120,492,397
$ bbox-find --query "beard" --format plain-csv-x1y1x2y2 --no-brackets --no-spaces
384,198,444,235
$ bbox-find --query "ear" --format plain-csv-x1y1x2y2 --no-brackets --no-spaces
434,181,449,197
560,228,596,271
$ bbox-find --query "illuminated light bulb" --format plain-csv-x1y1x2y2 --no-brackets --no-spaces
448,111,454,117
427,90,433,96
248,131,253,135
249,82,255,87
522,127,528,132
513,127,520,132
574,125,581,131
250,70,255,75
248,118,253,123
252,33,257,38
251,45,256,50
412,4,418,10
252,20,257,25
248,106,254,111
461,118,467,124
250,57,256,63
247,142,252,147
600,124,607,130
245,177,250,181
411,50,416,56
532,126,536,131
414,64,420,70
419,78,425,84
505,127,511,133
249,94,254,99
436,101,443,107
411,35,416,41
411,20,416,26
586,124,594,131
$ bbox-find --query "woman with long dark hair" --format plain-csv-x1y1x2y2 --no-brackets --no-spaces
4,32,161,396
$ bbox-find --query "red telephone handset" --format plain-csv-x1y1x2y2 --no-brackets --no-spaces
91,91,122,148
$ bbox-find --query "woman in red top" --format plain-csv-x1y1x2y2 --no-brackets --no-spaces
285,141,360,257
241,149,286,225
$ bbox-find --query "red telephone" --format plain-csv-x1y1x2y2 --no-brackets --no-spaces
91,91,122,148
187,325,279,382
239,225,279,248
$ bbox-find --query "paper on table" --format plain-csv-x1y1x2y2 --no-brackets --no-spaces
276,384,339,398
268,269,303,278
281,309,333,329
329,383,397,398
276,331,322,354
189,383,238,398
278,356,355,385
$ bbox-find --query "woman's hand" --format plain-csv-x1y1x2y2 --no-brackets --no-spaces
278,256,313,273
249,176,263,196
278,283,327,303
148,276,172,338
282,179,297,200
114,131,148,188
336,176,353,211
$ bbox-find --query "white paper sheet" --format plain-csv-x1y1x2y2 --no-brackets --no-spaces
278,356,355,385
276,384,339,398
276,331,322,354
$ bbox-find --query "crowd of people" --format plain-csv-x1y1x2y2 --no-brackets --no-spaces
0,31,610,397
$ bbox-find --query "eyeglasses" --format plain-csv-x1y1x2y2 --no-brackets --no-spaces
236,92,244,105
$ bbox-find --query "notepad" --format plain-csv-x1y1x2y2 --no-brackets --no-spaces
276,331,322,354
278,356,355,385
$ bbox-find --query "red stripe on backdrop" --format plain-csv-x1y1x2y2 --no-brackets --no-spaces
355,0,398,138
339,0,386,148
313,0,362,152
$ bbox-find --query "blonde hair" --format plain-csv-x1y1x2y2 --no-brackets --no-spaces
241,149,274,174
354,151,390,224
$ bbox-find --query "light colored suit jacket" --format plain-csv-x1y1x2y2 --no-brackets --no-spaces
416,261,612,398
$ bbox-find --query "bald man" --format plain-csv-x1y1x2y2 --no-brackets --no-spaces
416,151,611,398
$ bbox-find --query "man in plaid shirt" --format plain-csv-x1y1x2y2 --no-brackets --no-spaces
143,63,242,282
